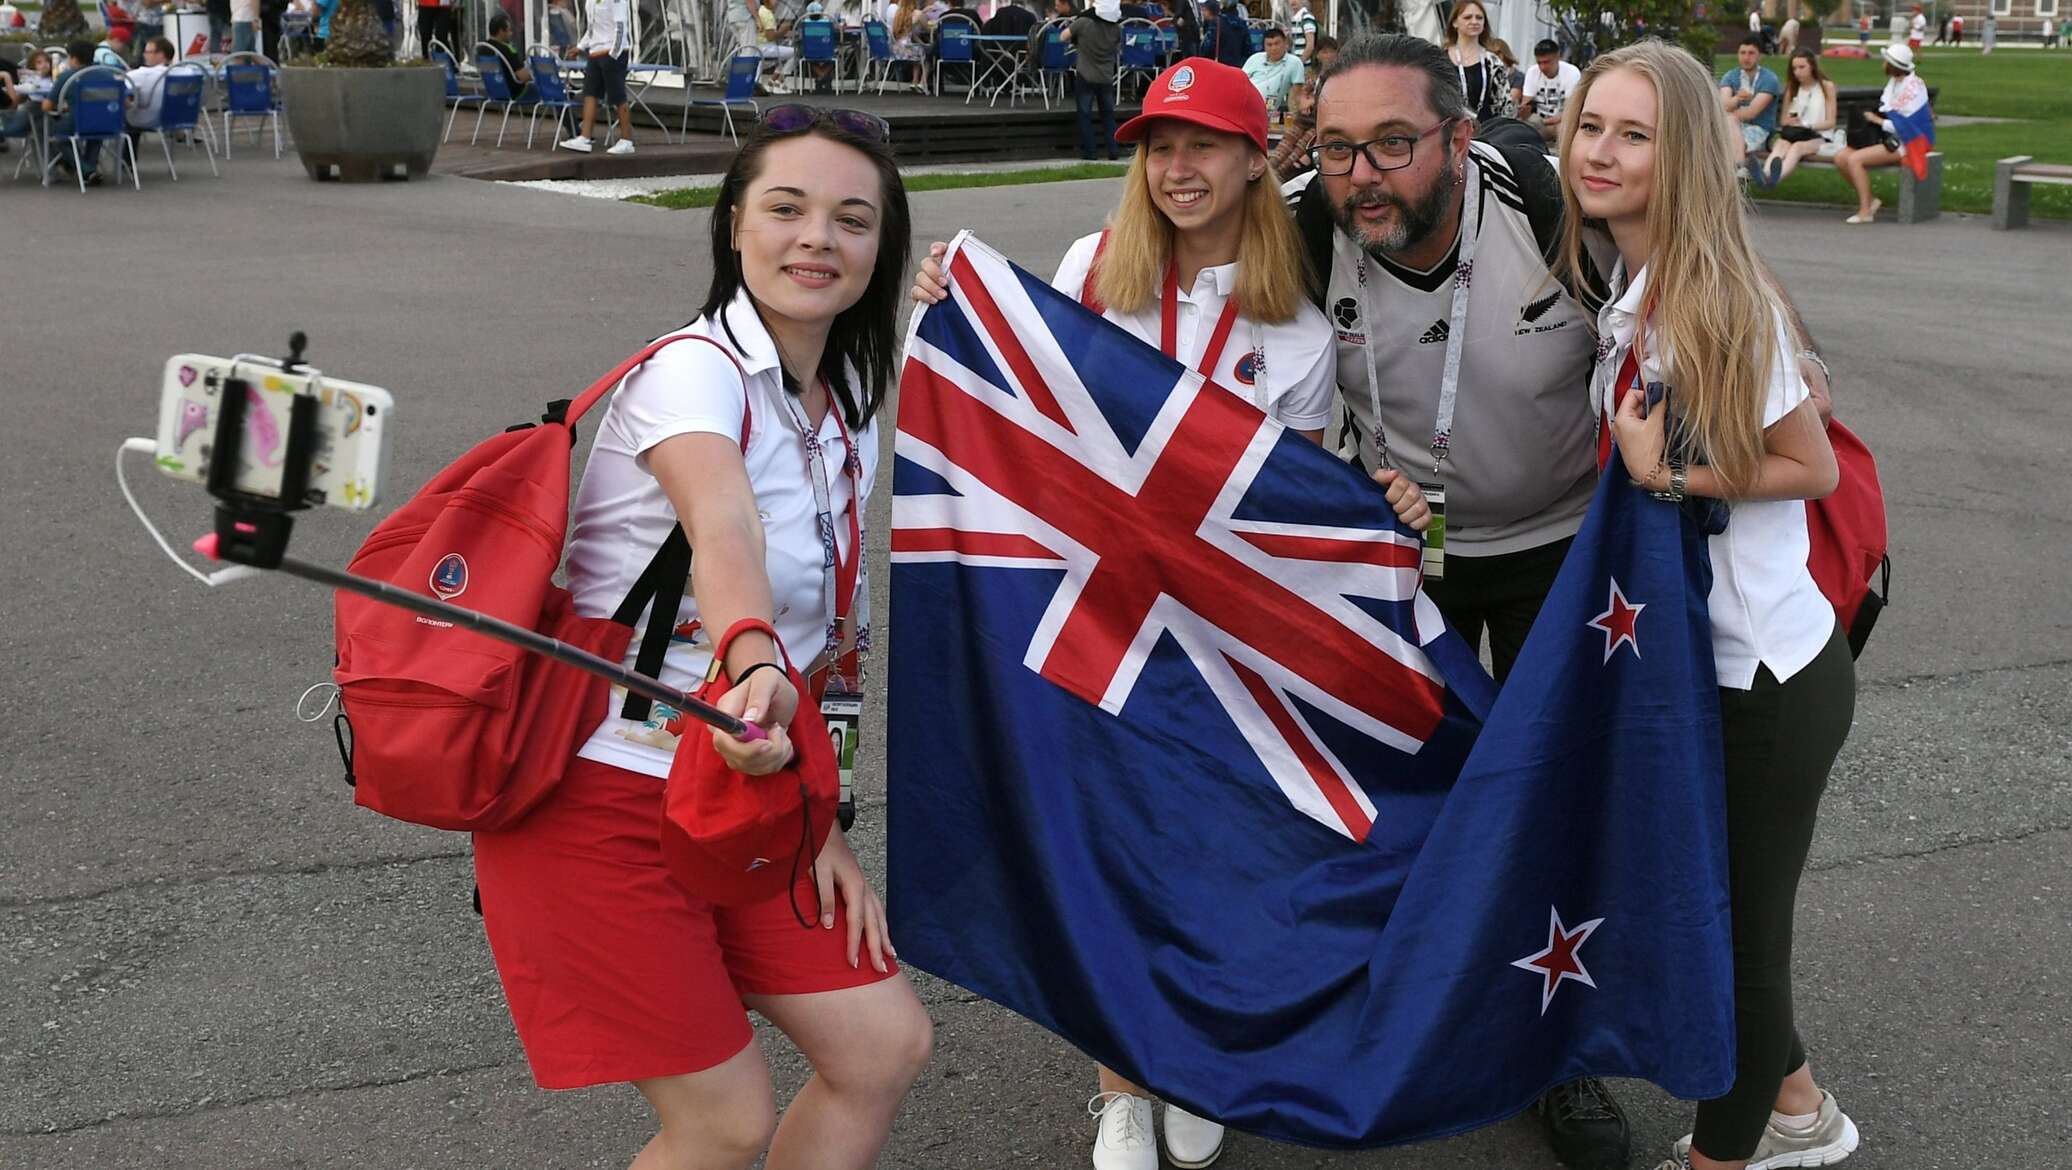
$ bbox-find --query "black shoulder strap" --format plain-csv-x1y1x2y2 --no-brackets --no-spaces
1291,174,1336,315
1488,141,1612,313
610,523,692,722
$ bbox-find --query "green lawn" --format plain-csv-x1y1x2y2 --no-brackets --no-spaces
1714,47,2072,218
633,162,1129,210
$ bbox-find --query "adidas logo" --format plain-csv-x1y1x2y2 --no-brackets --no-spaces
1418,319,1450,344
1520,291,1562,324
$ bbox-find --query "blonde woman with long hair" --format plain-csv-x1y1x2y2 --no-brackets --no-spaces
912,56,1427,1170
1561,39,1861,1170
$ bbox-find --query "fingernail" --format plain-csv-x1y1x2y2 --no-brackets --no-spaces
823,914,835,929
888,943,898,957
851,956,859,969
875,958,886,972
744,707,760,722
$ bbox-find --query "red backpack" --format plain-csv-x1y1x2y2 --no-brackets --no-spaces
1805,419,1890,657
333,335,747,831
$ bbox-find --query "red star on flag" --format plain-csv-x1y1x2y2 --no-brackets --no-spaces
1587,580,1645,664
1511,906,1605,1016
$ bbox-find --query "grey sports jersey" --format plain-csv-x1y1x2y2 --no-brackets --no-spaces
1327,143,1599,557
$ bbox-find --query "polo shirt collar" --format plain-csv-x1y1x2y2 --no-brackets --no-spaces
1185,261,1240,300
1606,259,1649,322
716,289,784,379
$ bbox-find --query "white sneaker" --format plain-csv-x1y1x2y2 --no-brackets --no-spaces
606,138,635,155
1673,1090,1860,1169
1088,1091,1156,1170
557,135,593,153
1163,1103,1228,1168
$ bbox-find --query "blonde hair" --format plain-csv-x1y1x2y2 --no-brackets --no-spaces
1556,39,1782,496
1445,0,1495,51
1092,141,1310,326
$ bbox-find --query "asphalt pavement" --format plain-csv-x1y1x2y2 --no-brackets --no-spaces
1,155,2067,1170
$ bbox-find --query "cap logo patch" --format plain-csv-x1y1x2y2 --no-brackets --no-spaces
1168,64,1195,92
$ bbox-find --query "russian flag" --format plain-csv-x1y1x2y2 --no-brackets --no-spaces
1889,103,1936,181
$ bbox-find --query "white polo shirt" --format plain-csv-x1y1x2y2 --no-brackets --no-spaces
1591,263,1835,690
567,291,878,778
1053,230,1336,434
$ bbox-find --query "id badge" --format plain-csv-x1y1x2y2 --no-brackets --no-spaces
820,687,862,830
1419,482,1447,582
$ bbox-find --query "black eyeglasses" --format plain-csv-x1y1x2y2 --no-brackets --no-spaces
1307,120,1454,176
760,103,893,143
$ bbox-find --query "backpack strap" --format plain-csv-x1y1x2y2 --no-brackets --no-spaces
1080,228,1111,316
587,334,754,722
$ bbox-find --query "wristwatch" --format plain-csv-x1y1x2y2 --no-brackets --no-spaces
1650,459,1689,503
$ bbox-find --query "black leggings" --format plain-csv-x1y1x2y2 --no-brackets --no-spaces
1690,623,1855,1161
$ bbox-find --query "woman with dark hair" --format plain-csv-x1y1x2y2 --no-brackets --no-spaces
471,106,933,1170
1755,50,1836,189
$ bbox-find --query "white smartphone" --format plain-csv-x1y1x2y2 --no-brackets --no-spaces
154,353,394,511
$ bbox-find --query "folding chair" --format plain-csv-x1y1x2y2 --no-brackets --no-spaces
432,46,488,143
278,9,314,61
791,17,836,93
221,54,282,159
526,51,585,148
472,44,529,146
858,18,899,94
935,12,976,98
136,67,218,178
54,66,139,191
1117,18,1158,99
687,50,760,142
1034,19,1072,109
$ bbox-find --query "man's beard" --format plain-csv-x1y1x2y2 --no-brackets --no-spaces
1331,162,1460,258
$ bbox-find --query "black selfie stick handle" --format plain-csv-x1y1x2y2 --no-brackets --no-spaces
268,550,758,741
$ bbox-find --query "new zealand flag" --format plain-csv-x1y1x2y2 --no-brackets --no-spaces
886,233,1736,1148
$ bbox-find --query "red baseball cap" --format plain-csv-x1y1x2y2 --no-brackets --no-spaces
108,25,132,40
1115,57,1270,155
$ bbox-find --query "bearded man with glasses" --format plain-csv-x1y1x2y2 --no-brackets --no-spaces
1284,36,1625,1165
1285,34,1611,691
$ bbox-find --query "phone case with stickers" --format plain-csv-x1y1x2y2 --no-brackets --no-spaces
154,354,394,511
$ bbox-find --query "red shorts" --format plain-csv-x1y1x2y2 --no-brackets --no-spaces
473,756,897,1090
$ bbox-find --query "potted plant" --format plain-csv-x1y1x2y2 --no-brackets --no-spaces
278,0,443,181
34,0,86,40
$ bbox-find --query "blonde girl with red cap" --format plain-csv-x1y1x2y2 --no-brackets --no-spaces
912,55,1429,1170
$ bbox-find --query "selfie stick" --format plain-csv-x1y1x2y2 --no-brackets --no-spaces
193,333,764,744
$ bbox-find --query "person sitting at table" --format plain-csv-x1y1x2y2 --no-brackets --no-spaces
484,12,534,99
45,41,107,185
887,0,927,82
124,35,176,149
755,0,795,93
95,26,133,68
0,53,26,154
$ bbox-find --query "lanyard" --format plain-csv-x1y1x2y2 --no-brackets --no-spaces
1590,275,1655,468
1355,151,1481,477
774,380,863,671
1161,260,1245,380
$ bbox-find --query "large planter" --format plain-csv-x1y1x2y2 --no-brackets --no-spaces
280,64,443,182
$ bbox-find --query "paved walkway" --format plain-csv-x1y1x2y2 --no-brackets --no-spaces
1,156,2066,1169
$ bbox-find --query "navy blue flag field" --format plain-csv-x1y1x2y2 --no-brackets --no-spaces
886,233,1736,1148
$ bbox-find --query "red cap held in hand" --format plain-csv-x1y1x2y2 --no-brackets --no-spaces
1116,57,1271,155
